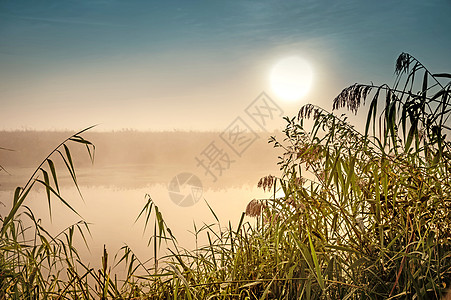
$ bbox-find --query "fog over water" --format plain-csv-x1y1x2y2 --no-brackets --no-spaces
0,130,283,271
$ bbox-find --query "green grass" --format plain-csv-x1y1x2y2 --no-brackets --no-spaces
1,53,450,299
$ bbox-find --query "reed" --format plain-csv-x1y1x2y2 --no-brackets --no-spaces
1,53,449,299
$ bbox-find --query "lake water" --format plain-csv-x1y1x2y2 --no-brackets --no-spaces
0,181,271,270
0,131,283,273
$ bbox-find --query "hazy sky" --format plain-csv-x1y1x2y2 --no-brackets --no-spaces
1,0,450,131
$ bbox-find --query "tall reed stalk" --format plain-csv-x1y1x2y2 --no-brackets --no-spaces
1,53,449,299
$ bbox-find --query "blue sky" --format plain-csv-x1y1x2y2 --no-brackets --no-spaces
1,0,450,131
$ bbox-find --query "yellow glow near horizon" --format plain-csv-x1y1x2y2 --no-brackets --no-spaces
270,56,313,102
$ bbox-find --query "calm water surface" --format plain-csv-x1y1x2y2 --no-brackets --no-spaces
0,165,276,272
0,131,282,274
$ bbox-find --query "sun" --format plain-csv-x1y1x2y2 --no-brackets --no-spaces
270,56,313,102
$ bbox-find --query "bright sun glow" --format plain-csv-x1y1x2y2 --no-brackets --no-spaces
270,56,313,102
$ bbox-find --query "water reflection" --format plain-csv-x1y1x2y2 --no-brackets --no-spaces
0,131,283,274
0,170,275,273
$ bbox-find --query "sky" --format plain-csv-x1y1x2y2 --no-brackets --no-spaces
1,0,450,131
